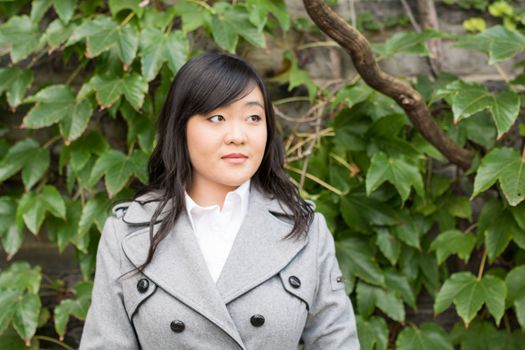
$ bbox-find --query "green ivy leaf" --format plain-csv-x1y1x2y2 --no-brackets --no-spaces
0,67,33,109
385,269,416,309
510,202,525,231
108,0,144,17
374,30,446,58
31,0,52,24
0,16,44,63
41,185,66,219
120,101,155,152
332,83,373,109
357,281,405,322
282,50,318,101
446,196,472,220
68,16,138,66
336,238,385,289
375,228,401,265
44,18,76,50
23,85,75,127
391,213,425,249
79,236,98,280
473,147,525,206
52,0,76,24
89,149,148,197
245,0,290,31
416,251,440,293
396,323,453,350
0,326,39,350
54,281,92,340
0,262,41,294
173,1,211,34
88,73,148,111
46,199,82,253
69,131,108,172
22,85,93,142
340,191,399,233
366,152,424,202
489,0,513,17
450,321,525,350
455,25,525,63
0,291,18,334
60,101,94,143
435,81,520,139
356,315,388,350
0,197,24,259
0,139,49,190
78,193,111,237
23,148,50,191
12,293,41,344
139,28,189,81
505,265,525,329
506,265,525,304
17,186,66,234
463,18,486,32
430,230,476,265
478,199,524,261
210,3,266,53
434,272,507,326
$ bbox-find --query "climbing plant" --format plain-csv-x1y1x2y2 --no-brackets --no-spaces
1,0,525,349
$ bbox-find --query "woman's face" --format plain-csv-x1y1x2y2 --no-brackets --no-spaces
186,85,268,193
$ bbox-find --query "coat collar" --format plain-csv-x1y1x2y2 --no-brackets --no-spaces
120,185,308,350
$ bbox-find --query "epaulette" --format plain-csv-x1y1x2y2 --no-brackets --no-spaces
111,201,132,219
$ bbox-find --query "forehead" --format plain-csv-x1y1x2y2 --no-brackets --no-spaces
221,85,265,110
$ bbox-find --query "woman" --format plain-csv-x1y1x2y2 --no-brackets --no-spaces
80,52,359,349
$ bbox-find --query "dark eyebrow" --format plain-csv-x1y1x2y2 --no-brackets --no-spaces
244,101,264,109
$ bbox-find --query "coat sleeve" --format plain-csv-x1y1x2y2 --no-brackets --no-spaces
301,213,360,350
79,215,140,350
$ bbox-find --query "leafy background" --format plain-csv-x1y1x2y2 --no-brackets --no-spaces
1,0,525,349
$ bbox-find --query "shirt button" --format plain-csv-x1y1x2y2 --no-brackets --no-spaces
137,278,149,293
170,320,185,333
250,314,265,327
289,275,301,288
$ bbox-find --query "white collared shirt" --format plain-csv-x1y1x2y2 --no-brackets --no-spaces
184,179,251,283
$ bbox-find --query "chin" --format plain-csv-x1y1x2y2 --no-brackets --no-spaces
221,175,252,187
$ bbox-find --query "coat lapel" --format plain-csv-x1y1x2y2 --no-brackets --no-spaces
120,185,308,347
215,187,309,304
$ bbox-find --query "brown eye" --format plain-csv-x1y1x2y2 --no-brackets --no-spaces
208,115,225,122
248,115,261,122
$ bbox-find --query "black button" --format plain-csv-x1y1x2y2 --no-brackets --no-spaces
170,320,185,333
289,275,301,288
250,314,265,327
137,278,149,293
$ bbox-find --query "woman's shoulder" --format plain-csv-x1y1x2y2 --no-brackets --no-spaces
109,190,168,225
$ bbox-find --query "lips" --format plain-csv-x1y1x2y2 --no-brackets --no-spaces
221,153,248,164
222,153,247,159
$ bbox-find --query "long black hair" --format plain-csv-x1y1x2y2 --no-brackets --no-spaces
132,52,314,272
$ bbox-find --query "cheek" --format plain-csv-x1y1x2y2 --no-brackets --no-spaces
253,128,268,158
186,122,220,159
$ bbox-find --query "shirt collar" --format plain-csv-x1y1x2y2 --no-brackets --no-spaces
184,179,251,231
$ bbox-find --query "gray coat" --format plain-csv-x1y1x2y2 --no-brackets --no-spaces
79,186,360,350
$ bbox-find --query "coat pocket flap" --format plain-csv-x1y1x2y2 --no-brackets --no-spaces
123,276,157,319
278,270,315,312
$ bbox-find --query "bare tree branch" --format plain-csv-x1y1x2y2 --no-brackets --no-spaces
400,0,422,33
302,0,473,170
416,0,443,76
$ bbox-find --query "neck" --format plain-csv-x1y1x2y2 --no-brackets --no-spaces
187,178,239,208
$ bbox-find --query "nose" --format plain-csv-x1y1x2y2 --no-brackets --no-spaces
224,119,247,145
